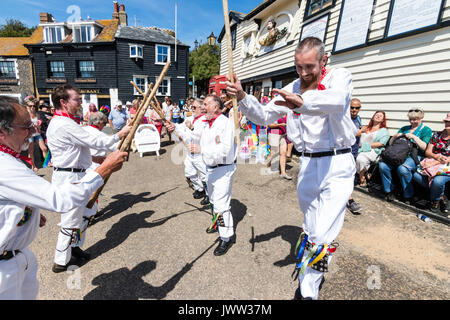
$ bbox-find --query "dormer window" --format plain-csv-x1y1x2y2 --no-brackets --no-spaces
44,26,64,43
73,25,93,43
130,44,143,59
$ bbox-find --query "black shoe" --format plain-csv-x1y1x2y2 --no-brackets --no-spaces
213,236,236,256
193,190,206,199
52,263,68,273
71,247,91,260
402,197,415,206
200,196,210,206
385,192,395,202
429,201,440,213
206,226,218,234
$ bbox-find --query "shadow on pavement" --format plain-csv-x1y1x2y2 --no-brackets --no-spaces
92,188,177,225
231,199,247,233
84,239,219,300
86,207,191,261
250,225,300,267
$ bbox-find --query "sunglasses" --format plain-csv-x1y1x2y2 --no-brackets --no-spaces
409,109,422,113
350,107,360,110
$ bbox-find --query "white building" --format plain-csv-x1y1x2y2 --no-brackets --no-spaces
219,0,450,133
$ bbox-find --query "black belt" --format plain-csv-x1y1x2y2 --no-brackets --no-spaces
0,250,21,261
54,167,86,173
208,160,237,169
301,148,351,158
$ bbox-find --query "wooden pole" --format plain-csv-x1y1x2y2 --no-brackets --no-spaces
222,0,240,148
86,61,171,208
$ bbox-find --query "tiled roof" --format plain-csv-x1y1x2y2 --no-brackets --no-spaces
115,25,189,47
0,26,43,56
93,19,119,42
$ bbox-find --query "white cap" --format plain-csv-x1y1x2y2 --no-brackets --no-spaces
126,101,132,106
115,100,123,106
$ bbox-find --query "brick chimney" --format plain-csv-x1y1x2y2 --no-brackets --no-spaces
118,4,128,26
40,12,54,24
112,1,120,20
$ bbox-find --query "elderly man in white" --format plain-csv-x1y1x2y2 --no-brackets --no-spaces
227,37,356,300
0,96,127,299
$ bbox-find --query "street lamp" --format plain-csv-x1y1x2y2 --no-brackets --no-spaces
207,32,216,46
194,39,199,50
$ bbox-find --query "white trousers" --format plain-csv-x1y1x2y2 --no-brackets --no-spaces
52,170,91,265
297,152,355,300
0,248,38,300
206,164,236,240
184,155,207,192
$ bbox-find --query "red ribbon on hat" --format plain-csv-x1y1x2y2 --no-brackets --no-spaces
53,110,81,124
0,144,32,165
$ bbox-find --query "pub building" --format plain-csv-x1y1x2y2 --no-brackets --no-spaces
25,1,189,115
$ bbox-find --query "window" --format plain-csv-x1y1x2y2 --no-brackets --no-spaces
133,76,148,95
155,44,170,64
231,27,237,50
305,0,334,19
48,61,65,78
44,27,64,43
156,78,170,96
130,44,144,59
0,61,16,78
78,61,95,78
73,26,92,43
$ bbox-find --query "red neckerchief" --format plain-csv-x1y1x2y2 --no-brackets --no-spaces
293,67,327,116
203,114,221,128
0,144,32,165
192,114,204,125
89,124,101,131
53,110,81,124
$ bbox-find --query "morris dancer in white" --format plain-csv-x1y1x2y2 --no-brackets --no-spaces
227,37,356,299
47,85,131,273
0,96,127,299
166,94,237,255
173,98,209,206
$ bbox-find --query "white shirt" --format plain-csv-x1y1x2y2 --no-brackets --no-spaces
175,114,207,159
46,116,120,169
0,152,103,252
200,114,237,167
238,68,356,152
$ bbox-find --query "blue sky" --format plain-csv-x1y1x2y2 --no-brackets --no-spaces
1,0,260,49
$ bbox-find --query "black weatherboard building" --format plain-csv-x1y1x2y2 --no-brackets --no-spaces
115,25,189,104
25,2,189,113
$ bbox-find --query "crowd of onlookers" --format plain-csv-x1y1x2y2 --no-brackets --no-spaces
349,99,449,218
22,91,450,219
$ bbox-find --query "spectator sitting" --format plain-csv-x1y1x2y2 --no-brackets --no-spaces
413,113,450,216
356,110,390,187
379,108,432,203
108,101,129,133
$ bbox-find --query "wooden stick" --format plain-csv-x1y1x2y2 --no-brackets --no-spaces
222,0,240,148
86,61,171,208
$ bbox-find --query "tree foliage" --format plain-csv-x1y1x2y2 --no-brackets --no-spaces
189,43,220,95
0,19,36,37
